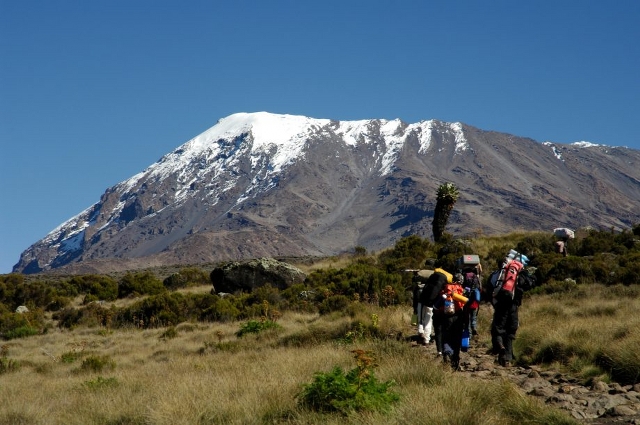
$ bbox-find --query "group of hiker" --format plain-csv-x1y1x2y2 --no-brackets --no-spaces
410,228,574,369
412,250,537,370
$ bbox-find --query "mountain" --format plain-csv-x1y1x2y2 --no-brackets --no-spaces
13,112,640,274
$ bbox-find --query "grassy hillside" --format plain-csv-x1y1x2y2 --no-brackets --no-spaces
1,302,583,425
1,227,639,424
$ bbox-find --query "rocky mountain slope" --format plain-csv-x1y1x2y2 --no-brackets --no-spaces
13,112,640,274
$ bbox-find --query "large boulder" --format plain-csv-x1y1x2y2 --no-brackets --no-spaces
210,258,307,293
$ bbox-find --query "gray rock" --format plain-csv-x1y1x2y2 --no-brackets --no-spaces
606,404,637,417
570,409,588,420
592,394,630,412
592,381,610,393
609,382,627,394
210,258,306,293
521,377,553,392
15,305,29,313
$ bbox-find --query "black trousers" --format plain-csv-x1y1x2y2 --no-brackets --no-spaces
491,299,519,362
433,311,466,362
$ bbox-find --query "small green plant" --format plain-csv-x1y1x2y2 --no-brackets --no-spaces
298,349,399,415
79,355,116,373
235,319,281,337
341,322,366,344
198,340,241,355
83,376,119,390
371,314,379,328
160,326,178,340
4,325,39,340
0,345,20,374
60,351,81,364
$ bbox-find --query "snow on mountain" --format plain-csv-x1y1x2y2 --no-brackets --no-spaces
16,111,640,274
112,112,464,209
543,142,564,161
18,112,472,272
572,141,601,148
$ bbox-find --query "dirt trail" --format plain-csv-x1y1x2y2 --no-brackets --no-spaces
410,334,640,424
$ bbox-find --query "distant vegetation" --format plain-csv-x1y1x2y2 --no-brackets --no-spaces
1,226,639,336
0,225,639,423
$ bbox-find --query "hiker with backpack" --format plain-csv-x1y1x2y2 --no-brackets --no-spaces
461,266,482,337
411,269,436,344
555,238,568,257
489,251,536,367
484,262,503,355
424,269,468,370
419,268,453,355
456,255,482,340
417,269,449,347
554,228,574,257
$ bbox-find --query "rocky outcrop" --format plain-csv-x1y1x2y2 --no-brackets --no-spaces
210,258,307,293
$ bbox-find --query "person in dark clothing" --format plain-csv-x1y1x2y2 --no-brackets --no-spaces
436,305,467,369
484,267,502,355
461,267,481,336
429,272,467,370
491,267,536,366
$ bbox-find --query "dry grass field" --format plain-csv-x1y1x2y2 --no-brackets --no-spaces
0,291,588,425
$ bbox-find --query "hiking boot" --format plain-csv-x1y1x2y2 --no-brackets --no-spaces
497,354,507,367
451,357,460,371
498,344,506,363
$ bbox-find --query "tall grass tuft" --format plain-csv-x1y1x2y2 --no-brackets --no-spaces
517,284,640,384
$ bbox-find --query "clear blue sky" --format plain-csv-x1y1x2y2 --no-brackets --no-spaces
1,1,639,273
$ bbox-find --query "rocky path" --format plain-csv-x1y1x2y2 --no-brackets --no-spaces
410,335,640,424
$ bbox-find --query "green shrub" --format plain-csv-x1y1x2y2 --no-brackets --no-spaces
306,263,405,308
318,295,351,315
199,296,242,322
46,295,70,311
246,284,283,310
80,355,115,373
529,278,579,296
235,319,281,337
163,267,210,290
160,326,178,340
378,235,434,271
118,272,166,298
0,310,45,340
339,322,367,344
3,325,39,340
0,345,20,374
198,340,241,355
53,307,83,329
298,349,399,415
54,303,115,329
67,275,118,301
60,351,81,363
116,292,188,328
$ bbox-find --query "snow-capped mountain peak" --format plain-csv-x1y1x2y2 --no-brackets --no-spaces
15,112,640,275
